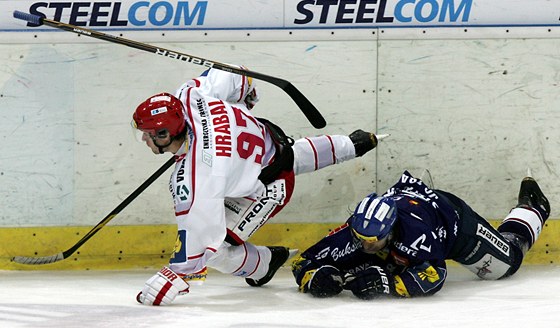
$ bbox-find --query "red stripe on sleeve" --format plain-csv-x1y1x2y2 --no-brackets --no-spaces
326,135,336,165
305,137,319,171
187,247,217,260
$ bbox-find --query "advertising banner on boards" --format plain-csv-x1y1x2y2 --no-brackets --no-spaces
2,0,560,32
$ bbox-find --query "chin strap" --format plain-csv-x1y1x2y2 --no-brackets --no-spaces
151,136,172,154
153,131,189,155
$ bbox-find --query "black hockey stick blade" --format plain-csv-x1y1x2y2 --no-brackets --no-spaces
13,11,327,129
11,157,175,265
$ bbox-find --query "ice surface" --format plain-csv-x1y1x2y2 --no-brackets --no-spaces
1,265,559,328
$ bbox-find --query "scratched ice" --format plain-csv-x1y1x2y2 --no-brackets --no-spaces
1,265,559,328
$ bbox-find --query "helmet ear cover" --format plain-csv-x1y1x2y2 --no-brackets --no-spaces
155,128,170,139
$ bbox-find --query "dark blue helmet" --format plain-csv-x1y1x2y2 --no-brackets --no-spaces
351,193,397,241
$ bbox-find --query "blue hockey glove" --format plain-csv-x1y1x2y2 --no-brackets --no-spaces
344,265,393,300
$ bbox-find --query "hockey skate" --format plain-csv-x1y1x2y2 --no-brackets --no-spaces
246,246,290,287
348,130,378,157
517,176,550,222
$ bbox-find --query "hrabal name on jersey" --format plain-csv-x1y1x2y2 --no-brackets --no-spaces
27,1,207,27
207,100,232,158
294,0,472,25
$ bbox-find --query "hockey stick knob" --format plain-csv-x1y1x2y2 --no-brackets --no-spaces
13,10,44,25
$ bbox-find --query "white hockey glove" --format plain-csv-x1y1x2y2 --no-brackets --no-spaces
136,266,190,306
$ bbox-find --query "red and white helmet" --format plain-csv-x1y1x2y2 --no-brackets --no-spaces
132,92,187,138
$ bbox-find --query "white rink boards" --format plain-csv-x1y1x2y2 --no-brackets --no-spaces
2,35,560,228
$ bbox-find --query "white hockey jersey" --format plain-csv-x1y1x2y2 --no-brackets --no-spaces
168,68,278,274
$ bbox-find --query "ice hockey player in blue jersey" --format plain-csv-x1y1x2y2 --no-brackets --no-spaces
292,170,550,299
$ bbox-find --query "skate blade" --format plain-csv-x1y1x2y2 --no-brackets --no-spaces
376,134,390,141
288,249,299,260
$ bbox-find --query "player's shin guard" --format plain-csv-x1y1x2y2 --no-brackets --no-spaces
496,176,550,278
499,232,526,278
498,207,541,251
207,242,271,278
498,176,550,251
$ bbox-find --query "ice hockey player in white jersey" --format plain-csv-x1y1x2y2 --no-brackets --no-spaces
132,67,381,305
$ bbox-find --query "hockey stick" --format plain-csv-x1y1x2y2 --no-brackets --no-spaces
11,157,175,265
12,11,327,129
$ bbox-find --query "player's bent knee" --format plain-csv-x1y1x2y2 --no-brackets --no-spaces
500,244,524,279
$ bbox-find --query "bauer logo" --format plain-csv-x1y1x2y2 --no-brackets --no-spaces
476,224,510,256
26,1,207,28
293,0,472,26
155,49,215,68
